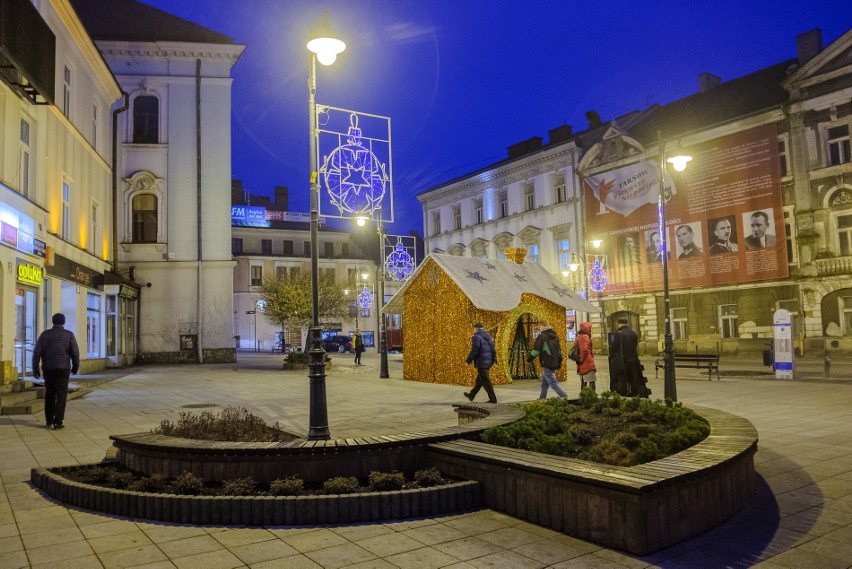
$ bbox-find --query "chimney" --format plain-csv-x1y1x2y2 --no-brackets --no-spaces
585,110,601,130
797,29,822,65
548,124,573,145
274,186,289,210
505,247,527,264
507,137,543,159
231,179,245,205
698,72,721,93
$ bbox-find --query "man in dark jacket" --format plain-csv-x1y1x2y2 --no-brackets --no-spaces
32,313,80,429
528,327,567,399
464,323,497,403
610,317,640,396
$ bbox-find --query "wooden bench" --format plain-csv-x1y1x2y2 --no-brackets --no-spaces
655,352,720,380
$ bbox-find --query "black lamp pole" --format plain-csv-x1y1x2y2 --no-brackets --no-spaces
378,223,389,378
658,131,677,403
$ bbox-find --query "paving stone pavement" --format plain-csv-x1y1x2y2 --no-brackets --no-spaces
2,350,852,568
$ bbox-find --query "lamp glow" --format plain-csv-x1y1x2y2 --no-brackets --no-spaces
356,216,367,227
667,154,692,172
561,270,570,277
591,239,602,249
307,37,345,66
569,262,579,272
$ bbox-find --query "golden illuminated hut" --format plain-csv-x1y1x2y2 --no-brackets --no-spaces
384,250,599,386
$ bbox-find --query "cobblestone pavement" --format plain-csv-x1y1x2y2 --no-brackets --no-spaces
1,351,852,568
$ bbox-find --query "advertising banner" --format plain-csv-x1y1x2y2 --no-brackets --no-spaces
583,125,788,295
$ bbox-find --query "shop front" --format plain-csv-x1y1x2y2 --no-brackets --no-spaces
101,272,140,366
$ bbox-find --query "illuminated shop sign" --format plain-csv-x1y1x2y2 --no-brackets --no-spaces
46,254,101,289
231,207,324,227
0,202,36,256
16,259,44,286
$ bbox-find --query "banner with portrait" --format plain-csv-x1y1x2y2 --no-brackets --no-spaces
583,124,788,295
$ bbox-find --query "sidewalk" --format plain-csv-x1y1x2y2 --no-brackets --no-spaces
1,351,851,568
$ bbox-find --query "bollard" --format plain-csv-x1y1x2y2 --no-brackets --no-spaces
824,353,831,378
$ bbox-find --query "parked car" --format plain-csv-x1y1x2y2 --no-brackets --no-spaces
322,335,353,353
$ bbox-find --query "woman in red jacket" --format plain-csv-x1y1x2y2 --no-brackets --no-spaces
575,322,597,391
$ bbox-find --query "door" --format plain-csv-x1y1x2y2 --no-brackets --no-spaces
15,286,37,378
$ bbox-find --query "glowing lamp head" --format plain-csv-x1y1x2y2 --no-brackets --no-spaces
569,262,580,272
360,271,369,280
355,216,367,227
667,154,692,172
591,239,602,249
561,270,570,277
307,37,345,65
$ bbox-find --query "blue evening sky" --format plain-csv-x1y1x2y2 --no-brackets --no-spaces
141,0,849,236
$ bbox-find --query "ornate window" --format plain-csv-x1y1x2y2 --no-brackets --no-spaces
124,171,165,244
827,124,850,166
132,194,157,242
718,304,738,338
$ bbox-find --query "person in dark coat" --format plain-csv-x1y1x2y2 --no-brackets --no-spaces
353,328,365,365
528,327,567,399
32,313,80,429
464,322,497,403
609,317,640,396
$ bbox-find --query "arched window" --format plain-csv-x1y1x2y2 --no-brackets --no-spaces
132,194,158,242
133,96,159,143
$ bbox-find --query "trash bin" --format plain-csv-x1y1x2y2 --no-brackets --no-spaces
762,348,773,367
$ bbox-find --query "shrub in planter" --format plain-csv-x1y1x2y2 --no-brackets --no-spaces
153,405,290,442
222,477,256,496
128,473,167,493
368,471,405,491
269,476,304,496
413,468,444,488
173,471,204,495
284,352,331,365
107,470,135,489
323,476,359,495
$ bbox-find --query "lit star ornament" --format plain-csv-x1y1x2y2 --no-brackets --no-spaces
321,113,388,216
386,241,415,281
358,285,373,309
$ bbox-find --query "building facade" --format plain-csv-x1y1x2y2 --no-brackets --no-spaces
1,0,122,378
420,28,852,356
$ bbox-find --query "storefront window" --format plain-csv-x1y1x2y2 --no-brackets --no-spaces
122,297,136,355
87,293,101,357
106,295,117,357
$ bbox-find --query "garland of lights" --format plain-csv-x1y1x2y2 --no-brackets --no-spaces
386,240,415,281
320,113,388,216
588,257,608,293
358,285,373,309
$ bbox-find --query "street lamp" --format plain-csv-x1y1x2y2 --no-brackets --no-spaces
306,13,345,440
356,216,390,378
657,131,692,403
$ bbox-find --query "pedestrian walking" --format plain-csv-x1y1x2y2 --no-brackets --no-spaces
464,323,497,403
353,328,365,365
609,317,642,396
528,327,567,399
576,322,597,391
32,313,80,429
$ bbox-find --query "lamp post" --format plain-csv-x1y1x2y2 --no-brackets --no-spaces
357,217,390,378
657,130,692,404
306,14,345,440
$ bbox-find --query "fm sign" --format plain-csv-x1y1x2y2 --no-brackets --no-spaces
231,206,268,227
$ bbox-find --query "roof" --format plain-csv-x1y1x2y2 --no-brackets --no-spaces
384,254,600,314
70,0,234,44
629,60,795,144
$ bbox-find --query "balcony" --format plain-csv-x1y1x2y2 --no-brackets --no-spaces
815,255,852,276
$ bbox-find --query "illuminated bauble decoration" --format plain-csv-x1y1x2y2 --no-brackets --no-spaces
588,258,608,293
386,241,415,281
578,287,587,300
358,285,373,309
321,113,388,216
256,300,267,313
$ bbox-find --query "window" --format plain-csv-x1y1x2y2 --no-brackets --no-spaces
92,103,98,149
671,307,688,341
232,238,243,254
62,180,70,240
527,244,540,263
250,265,263,287
324,242,334,258
133,95,159,144
838,213,852,257
261,239,272,255
524,183,535,211
131,194,157,242
19,118,30,197
498,191,508,218
474,199,483,224
90,203,99,254
840,294,852,335
63,66,71,118
282,240,294,255
86,293,100,357
827,125,850,166
453,206,461,230
556,239,571,272
432,211,441,235
554,175,567,203
778,137,789,178
784,208,797,264
304,241,311,258
719,304,738,338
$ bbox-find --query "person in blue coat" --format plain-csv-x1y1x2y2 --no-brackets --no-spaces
464,323,497,403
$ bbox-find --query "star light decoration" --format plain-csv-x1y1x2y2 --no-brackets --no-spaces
320,113,388,217
589,258,608,293
358,285,373,309
385,240,415,282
